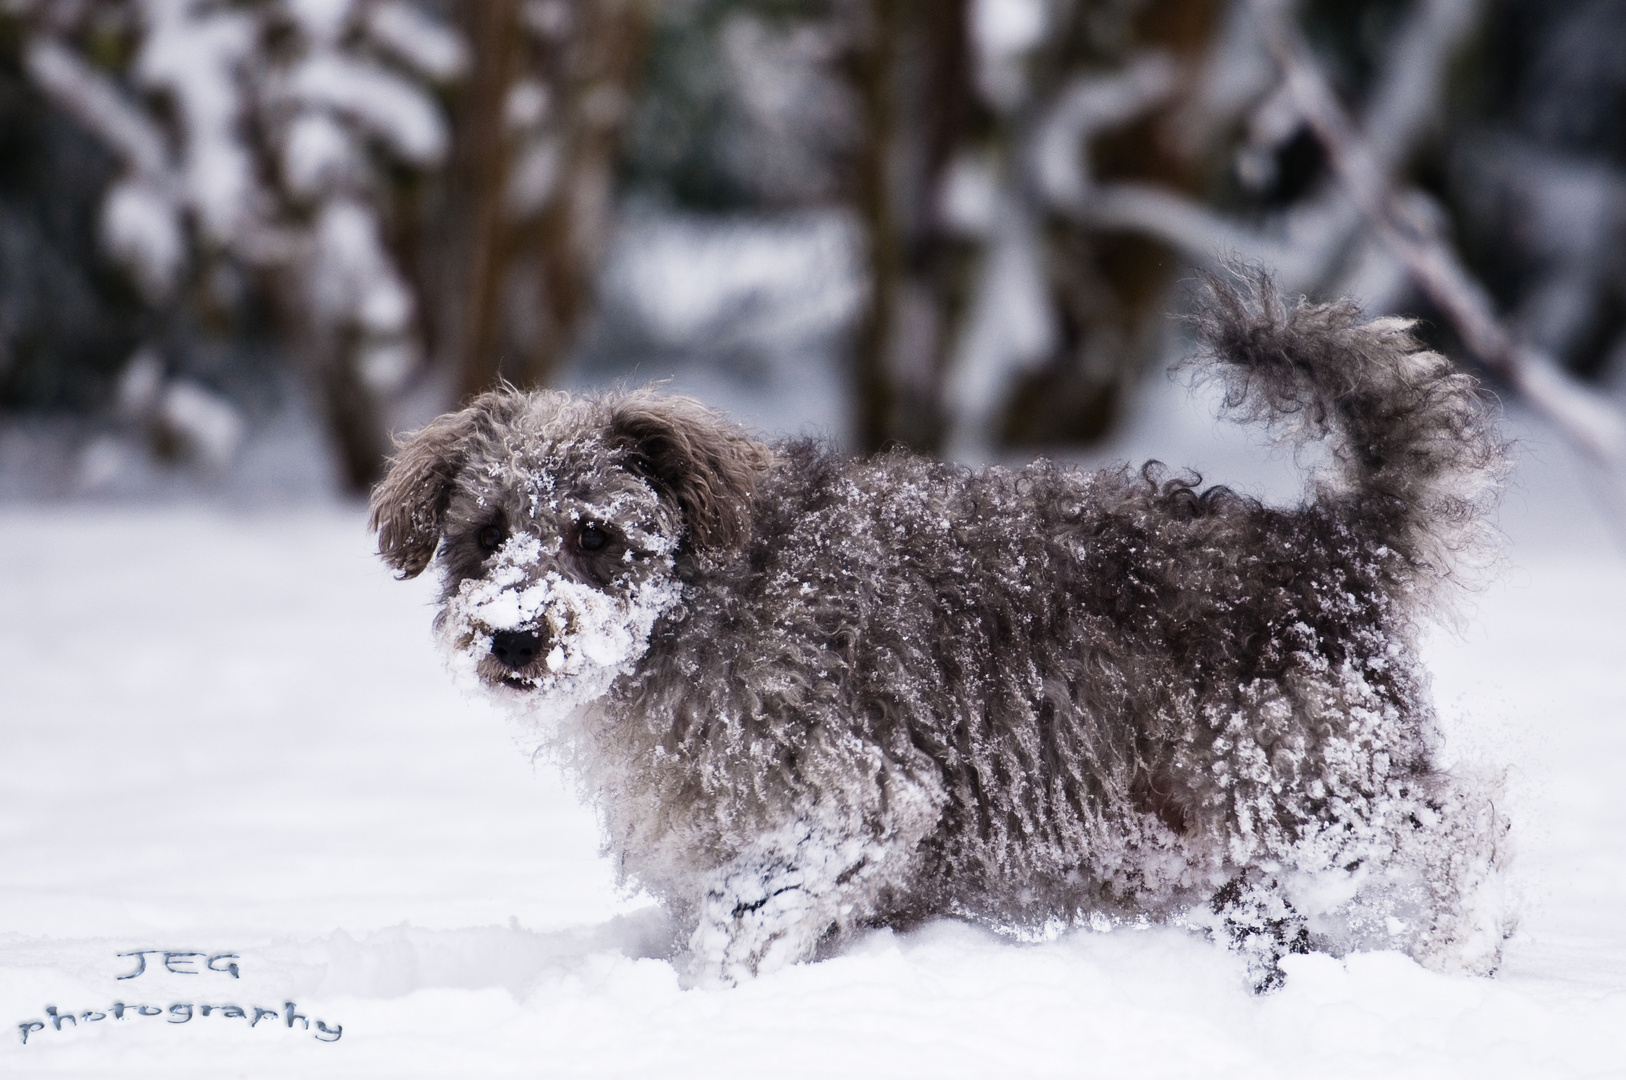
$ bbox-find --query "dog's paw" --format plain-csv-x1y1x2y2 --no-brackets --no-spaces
1200,876,1312,993
687,865,831,987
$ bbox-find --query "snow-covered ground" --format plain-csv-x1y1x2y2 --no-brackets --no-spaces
3,387,1625,1078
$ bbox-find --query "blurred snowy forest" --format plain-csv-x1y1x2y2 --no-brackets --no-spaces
3,0,1626,497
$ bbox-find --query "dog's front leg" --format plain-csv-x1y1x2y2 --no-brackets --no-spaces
685,818,882,988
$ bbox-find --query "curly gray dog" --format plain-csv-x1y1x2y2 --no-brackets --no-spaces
371,274,1511,989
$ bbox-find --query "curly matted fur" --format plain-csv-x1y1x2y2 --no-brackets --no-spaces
370,272,1512,988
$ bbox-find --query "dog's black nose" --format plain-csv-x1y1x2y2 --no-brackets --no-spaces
490,629,546,668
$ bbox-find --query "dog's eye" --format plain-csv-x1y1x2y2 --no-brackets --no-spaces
476,524,506,554
578,525,608,552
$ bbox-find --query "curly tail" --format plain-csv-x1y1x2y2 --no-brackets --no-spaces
1191,269,1507,591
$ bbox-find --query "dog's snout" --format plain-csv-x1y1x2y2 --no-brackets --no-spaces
491,629,546,668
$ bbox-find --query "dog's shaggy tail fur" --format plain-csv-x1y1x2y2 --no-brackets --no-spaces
1192,269,1507,599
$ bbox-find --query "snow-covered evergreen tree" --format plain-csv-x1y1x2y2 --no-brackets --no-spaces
13,0,464,483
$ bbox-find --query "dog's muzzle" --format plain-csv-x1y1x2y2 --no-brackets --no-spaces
491,628,549,669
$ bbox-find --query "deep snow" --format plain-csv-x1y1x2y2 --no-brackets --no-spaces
3,392,1625,1078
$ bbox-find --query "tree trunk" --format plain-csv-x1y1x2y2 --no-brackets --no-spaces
452,0,522,404
851,0,974,456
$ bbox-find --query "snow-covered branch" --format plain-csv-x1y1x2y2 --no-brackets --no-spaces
1015,0,1626,469
1029,52,1181,210
1040,0,1463,296
24,39,169,178
1251,0,1626,467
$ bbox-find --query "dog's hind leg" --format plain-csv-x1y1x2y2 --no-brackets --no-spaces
1328,771,1514,975
1203,875,1312,993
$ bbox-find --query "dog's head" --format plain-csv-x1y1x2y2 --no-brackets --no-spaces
370,388,771,716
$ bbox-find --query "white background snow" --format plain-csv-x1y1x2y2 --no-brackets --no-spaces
3,383,1625,1078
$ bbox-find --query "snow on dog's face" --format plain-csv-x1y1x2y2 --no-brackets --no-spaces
435,446,682,716
370,388,771,722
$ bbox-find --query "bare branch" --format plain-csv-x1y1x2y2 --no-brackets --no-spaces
1359,0,1480,172
1082,181,1304,274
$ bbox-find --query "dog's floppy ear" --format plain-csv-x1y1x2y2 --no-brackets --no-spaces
370,395,507,578
608,390,773,553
